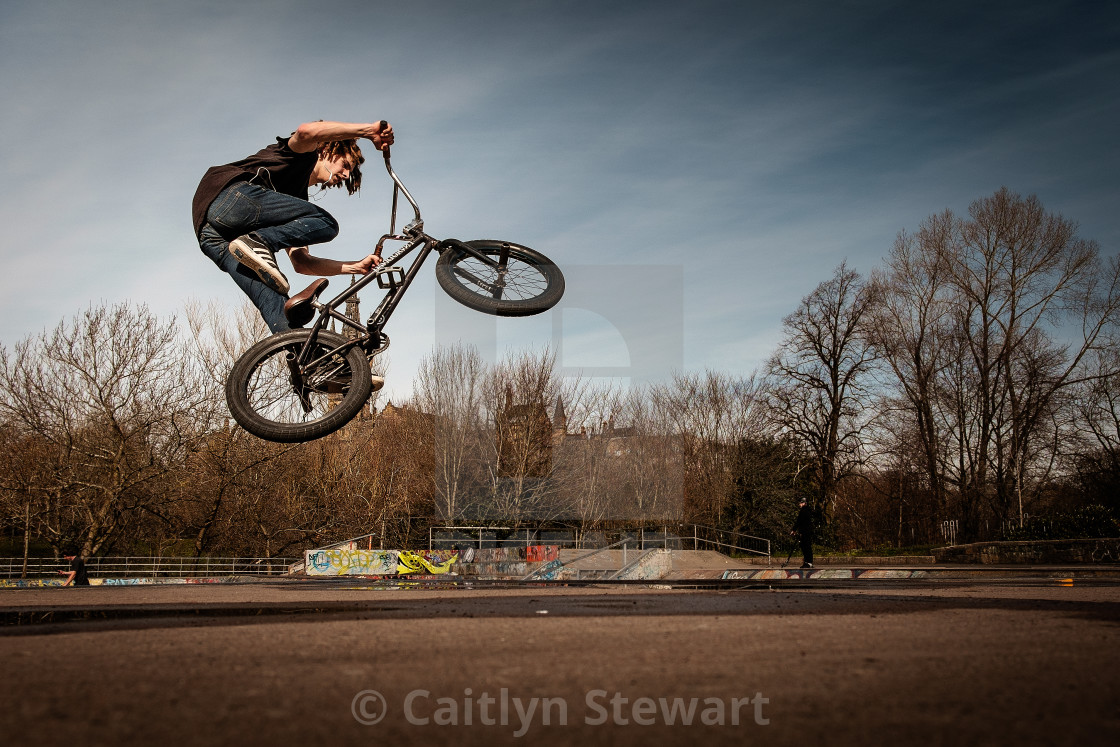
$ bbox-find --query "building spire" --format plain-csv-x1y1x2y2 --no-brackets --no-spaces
343,275,361,340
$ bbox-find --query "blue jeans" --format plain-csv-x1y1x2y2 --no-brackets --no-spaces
198,182,339,333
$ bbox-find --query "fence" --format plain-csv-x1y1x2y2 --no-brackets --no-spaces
0,557,298,580
427,524,771,558
940,520,959,546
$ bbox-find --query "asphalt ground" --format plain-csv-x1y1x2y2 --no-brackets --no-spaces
2,578,1119,746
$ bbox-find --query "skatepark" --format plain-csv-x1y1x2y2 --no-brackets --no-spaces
3,543,1119,746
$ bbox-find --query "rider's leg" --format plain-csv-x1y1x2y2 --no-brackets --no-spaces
201,182,340,333
199,224,289,333
208,182,340,251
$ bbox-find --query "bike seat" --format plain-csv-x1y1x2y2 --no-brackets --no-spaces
284,278,329,327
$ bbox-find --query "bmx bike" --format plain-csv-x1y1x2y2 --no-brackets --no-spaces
224,130,565,443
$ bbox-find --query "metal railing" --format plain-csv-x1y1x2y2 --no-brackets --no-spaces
429,526,519,550
0,557,298,579
941,520,959,546
314,534,382,553
688,525,771,558
427,524,772,559
522,538,641,581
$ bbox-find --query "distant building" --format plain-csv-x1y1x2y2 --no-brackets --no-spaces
495,394,637,477
552,395,634,455
496,388,553,478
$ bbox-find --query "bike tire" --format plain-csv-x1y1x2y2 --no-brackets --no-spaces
435,239,564,316
225,329,373,443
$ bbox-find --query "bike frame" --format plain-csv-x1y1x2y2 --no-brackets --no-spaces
290,149,509,374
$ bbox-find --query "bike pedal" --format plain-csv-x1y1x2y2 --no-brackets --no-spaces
376,266,406,290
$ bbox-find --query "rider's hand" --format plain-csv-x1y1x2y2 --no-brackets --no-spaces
343,254,383,275
371,121,394,151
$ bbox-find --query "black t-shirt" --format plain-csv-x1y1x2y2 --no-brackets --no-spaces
793,505,814,538
191,136,318,237
70,557,90,586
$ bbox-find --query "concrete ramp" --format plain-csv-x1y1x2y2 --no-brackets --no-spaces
661,549,770,580
615,549,673,579
528,549,758,581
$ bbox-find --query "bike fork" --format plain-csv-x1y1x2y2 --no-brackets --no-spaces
492,242,511,299
284,351,314,413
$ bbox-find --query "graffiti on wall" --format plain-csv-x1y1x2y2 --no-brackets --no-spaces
305,545,399,576
396,551,458,575
527,559,563,580
615,548,672,580
0,577,231,587
721,568,930,580
304,546,460,576
468,546,560,563
526,545,560,563
0,579,64,588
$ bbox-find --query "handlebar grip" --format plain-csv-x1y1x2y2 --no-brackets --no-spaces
379,120,390,158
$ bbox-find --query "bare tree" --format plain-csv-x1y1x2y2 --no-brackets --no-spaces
412,343,487,520
1065,349,1120,511
611,387,684,522
479,348,626,522
867,212,956,515
0,426,62,573
649,370,770,526
950,189,1120,528
184,298,270,386
0,303,216,556
866,188,1120,538
174,300,297,555
552,385,622,525
767,262,880,517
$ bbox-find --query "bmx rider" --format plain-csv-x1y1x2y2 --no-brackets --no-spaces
191,120,394,334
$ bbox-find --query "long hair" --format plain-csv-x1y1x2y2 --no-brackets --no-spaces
317,139,364,195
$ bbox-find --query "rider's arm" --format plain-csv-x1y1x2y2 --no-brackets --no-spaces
287,247,382,276
288,121,393,152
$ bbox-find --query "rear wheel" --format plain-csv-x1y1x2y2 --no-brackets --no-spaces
225,329,373,442
435,239,564,316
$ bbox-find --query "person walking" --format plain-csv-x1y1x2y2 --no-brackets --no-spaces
791,499,815,569
60,554,90,586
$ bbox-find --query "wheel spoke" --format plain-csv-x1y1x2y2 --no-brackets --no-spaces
453,266,497,293
244,343,354,424
452,250,547,302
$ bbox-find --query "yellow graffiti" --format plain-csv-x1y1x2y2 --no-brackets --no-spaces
396,551,458,575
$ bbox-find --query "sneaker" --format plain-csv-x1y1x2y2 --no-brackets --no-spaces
801,563,813,569
371,376,385,392
229,235,289,295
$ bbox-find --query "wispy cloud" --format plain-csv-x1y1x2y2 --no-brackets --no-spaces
1,0,1116,399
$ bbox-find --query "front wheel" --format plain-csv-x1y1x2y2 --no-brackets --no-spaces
225,329,373,443
435,239,564,316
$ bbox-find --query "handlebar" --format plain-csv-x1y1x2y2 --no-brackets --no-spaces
377,120,422,235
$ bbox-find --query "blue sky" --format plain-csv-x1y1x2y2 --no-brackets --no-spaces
1,0,1117,403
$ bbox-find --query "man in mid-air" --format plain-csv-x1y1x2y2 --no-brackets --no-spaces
191,120,394,333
